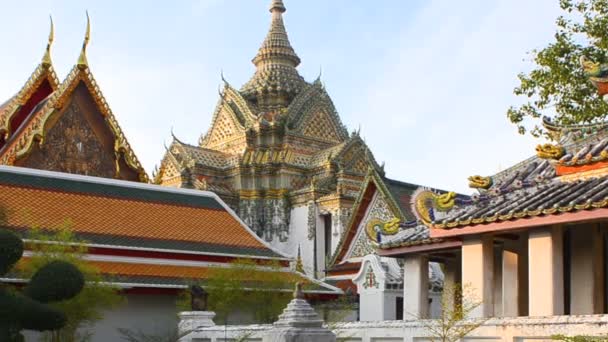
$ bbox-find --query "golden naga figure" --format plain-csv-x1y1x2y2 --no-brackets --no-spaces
581,55,608,101
535,143,564,159
366,217,401,242
468,175,492,189
434,191,456,210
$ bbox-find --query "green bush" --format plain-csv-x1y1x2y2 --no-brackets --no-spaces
0,228,85,341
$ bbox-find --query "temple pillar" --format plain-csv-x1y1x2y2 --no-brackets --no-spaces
403,255,429,318
569,224,605,314
462,236,494,318
528,226,564,316
502,250,519,317
442,259,461,316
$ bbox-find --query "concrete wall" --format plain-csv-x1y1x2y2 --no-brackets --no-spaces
23,293,179,342
183,314,608,342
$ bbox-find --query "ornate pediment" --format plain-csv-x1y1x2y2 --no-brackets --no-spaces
286,83,349,143
198,87,248,150
0,64,148,182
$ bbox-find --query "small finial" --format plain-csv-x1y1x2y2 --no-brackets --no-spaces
42,16,54,66
270,0,286,13
293,282,304,299
77,11,91,68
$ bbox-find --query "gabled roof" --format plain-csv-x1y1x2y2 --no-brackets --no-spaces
0,22,60,146
0,165,286,259
0,60,148,182
329,169,421,267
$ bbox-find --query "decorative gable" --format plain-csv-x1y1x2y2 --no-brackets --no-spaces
18,99,116,178
300,109,343,143
0,65,148,183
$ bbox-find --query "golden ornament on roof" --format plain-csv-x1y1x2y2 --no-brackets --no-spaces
535,143,564,159
468,175,492,189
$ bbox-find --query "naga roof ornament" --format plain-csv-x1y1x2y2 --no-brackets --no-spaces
535,143,565,160
240,0,307,108
468,175,492,189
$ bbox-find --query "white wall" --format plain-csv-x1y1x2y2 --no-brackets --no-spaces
268,204,319,277
183,314,608,342
23,293,179,342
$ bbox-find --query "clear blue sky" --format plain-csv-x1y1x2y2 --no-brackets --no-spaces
0,0,562,193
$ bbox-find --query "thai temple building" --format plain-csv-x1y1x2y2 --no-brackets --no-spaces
152,0,448,283
0,0,448,334
381,116,608,319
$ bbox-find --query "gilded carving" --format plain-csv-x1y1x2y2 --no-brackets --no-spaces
20,101,116,178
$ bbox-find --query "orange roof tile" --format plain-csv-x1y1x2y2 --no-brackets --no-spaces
0,166,280,258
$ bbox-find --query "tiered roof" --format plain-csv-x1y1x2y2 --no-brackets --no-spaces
0,166,340,294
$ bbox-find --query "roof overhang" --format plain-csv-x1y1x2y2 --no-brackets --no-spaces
377,240,462,257
430,208,608,238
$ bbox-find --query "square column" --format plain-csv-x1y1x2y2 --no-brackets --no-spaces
462,236,494,317
502,250,519,317
442,259,461,315
570,225,605,314
403,255,429,318
528,226,564,316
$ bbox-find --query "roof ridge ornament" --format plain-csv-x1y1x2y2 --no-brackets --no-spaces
41,16,54,67
77,11,91,69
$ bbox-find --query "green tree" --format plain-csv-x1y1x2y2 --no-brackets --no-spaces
507,0,608,137
18,227,124,342
177,259,295,325
417,283,488,342
0,228,85,342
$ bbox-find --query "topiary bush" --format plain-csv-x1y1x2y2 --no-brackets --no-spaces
0,229,85,341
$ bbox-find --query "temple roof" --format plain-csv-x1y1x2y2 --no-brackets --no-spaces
7,258,340,294
240,0,307,107
0,166,284,258
0,19,148,182
0,19,59,144
428,119,608,231
435,175,608,230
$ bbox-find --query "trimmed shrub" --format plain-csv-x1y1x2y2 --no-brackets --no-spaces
0,229,84,341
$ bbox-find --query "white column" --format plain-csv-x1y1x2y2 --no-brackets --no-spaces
403,255,429,319
462,236,494,318
502,250,519,317
528,226,564,316
570,225,605,314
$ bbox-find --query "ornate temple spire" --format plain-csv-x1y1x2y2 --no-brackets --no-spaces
41,16,54,67
240,0,306,109
77,12,91,69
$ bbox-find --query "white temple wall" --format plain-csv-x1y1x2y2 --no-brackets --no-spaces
267,204,316,275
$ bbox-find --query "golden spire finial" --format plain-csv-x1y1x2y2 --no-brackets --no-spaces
77,11,91,69
41,16,54,66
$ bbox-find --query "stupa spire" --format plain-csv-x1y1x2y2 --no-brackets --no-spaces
240,0,306,109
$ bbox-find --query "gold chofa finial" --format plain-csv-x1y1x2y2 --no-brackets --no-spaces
77,11,91,68
42,16,54,66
